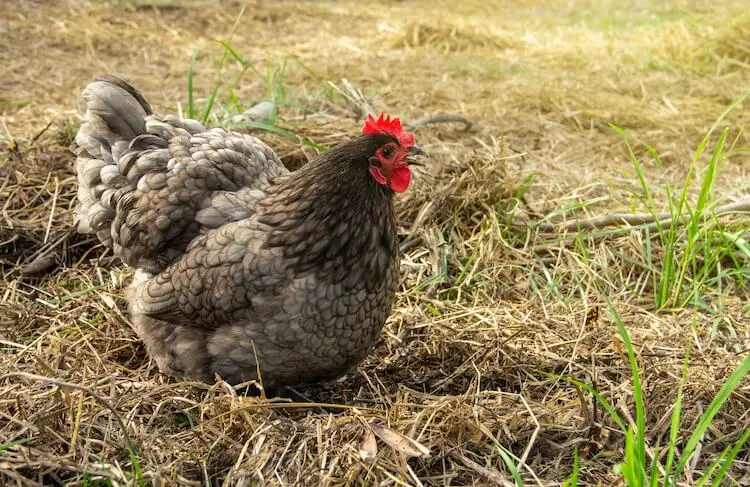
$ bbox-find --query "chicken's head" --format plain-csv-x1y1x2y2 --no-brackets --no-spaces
362,113,423,193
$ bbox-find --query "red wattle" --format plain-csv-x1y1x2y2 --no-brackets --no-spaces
389,166,411,193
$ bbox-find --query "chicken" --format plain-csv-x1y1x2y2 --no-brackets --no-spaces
72,75,423,391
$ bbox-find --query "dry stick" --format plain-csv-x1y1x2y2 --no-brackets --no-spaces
514,198,750,233
19,228,77,275
0,372,134,449
0,469,43,487
328,80,476,136
406,113,475,132
30,119,55,146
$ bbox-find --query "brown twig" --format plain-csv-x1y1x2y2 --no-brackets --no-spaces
406,113,475,132
30,119,55,146
19,227,77,275
514,198,750,233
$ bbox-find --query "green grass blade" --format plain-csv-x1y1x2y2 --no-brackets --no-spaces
673,128,729,308
649,443,660,487
612,94,747,309
695,444,729,487
213,39,248,66
612,130,674,308
562,447,579,487
691,129,727,231
719,231,750,260
671,353,750,483
201,85,221,124
664,347,690,483
233,121,327,152
496,444,525,487
608,300,647,484
0,438,31,451
127,445,144,486
619,426,639,486
695,446,730,487
695,91,748,157
709,427,750,487
198,5,247,124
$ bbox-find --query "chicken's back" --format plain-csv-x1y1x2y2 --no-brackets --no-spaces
72,75,288,273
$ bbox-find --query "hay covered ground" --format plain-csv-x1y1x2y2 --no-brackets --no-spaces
1,0,749,485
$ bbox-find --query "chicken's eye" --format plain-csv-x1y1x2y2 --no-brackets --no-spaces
381,146,394,159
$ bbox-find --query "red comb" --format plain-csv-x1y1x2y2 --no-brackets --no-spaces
362,113,415,147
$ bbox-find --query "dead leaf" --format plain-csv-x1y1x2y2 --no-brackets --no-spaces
584,306,600,328
359,427,378,462
369,421,430,458
20,253,57,275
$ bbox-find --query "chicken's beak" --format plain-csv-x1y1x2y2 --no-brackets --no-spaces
406,145,426,165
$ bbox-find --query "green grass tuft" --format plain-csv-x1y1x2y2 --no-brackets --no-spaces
607,301,750,486
613,92,749,311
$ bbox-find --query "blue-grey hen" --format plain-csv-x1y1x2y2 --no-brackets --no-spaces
72,75,423,390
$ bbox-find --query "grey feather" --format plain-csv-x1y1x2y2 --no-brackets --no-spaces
72,74,404,392
72,74,288,273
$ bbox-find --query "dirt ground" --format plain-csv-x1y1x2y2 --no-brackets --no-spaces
1,0,749,485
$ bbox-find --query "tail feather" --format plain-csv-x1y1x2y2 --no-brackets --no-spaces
72,74,286,273
81,75,152,141
73,75,152,244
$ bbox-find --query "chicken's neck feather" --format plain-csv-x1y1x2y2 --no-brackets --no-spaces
258,138,399,285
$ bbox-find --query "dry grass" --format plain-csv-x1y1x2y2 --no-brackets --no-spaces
388,21,517,52
1,0,749,485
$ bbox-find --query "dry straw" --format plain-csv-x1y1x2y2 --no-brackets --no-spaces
1,0,748,485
